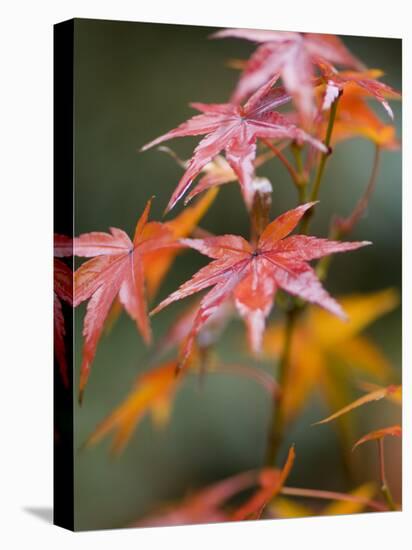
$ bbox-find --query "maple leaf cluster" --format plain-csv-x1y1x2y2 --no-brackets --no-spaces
53,26,402,526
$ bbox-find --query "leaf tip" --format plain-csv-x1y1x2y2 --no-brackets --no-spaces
303,200,319,210
163,202,174,217
142,327,153,346
311,419,323,427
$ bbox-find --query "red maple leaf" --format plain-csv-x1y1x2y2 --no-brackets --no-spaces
134,446,295,527
54,239,73,388
74,198,181,401
231,445,295,521
317,60,401,119
213,28,363,119
54,260,72,388
141,77,327,212
151,202,371,366
54,260,71,388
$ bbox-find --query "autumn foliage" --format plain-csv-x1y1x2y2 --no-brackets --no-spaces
54,27,401,526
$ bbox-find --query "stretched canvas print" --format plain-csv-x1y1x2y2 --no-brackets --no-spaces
54,18,402,531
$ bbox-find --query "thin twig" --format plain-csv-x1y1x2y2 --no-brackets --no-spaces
281,486,387,512
336,145,382,235
265,308,298,465
213,363,280,398
291,143,309,203
377,438,397,511
316,144,382,281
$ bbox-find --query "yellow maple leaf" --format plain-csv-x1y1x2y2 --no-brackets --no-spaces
323,483,377,515
314,384,401,426
263,288,399,425
270,483,377,518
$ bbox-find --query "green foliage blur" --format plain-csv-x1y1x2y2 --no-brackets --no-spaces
73,19,401,530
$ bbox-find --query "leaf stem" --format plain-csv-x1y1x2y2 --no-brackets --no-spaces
291,143,309,203
298,184,308,204
265,307,298,465
377,438,397,511
300,93,341,234
215,363,280,397
261,138,301,189
250,181,272,244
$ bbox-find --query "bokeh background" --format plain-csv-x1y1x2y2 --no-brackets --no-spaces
72,19,401,530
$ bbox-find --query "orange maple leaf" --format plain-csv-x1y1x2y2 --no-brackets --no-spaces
84,360,181,455
264,289,399,426
133,446,295,527
352,425,402,451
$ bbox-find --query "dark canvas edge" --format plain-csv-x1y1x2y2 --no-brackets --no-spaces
53,18,75,532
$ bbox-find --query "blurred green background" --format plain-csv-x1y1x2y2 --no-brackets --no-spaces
72,19,402,530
